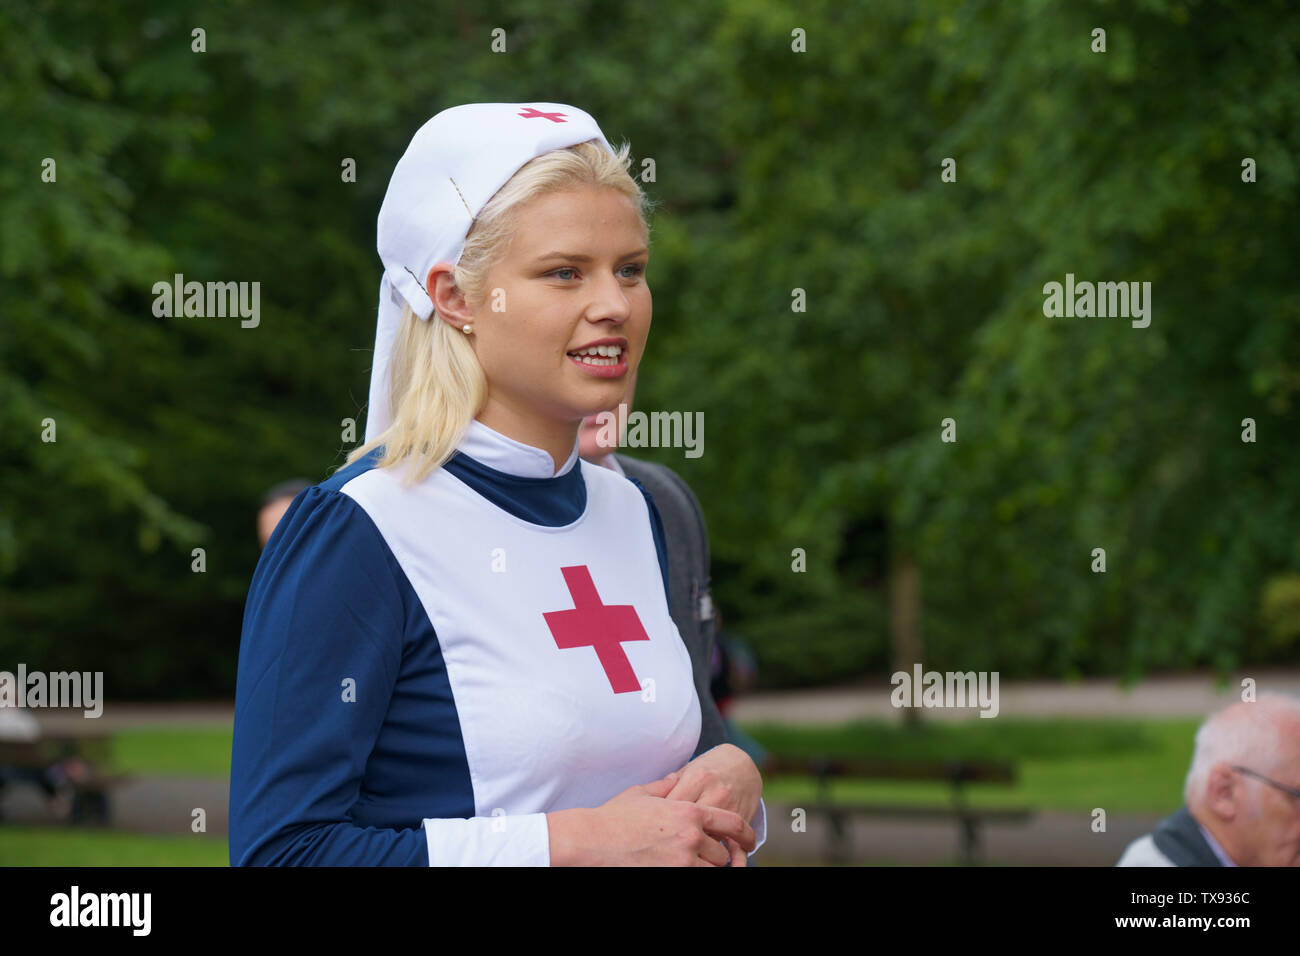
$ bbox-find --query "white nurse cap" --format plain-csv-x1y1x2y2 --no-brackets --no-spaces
365,102,617,443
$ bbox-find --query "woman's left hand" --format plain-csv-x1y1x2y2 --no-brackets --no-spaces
663,743,762,867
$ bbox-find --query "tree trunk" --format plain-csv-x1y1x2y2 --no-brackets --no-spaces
890,553,922,727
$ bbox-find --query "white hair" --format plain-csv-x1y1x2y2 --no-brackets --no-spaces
1184,692,1300,804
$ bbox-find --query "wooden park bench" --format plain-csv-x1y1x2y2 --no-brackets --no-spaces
764,754,1035,865
0,731,128,826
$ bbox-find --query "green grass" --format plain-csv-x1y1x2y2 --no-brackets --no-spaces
740,717,1199,813
106,726,232,776
0,826,228,866
97,719,1196,813
100,717,1196,814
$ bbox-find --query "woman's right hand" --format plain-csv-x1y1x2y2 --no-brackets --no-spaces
547,771,757,866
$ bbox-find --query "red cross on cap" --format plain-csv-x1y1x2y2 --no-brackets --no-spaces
518,107,568,123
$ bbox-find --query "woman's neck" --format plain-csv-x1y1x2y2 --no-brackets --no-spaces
474,404,581,476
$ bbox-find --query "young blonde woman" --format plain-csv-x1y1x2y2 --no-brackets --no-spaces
229,103,766,866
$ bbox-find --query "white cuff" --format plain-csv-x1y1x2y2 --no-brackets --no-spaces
699,744,766,857
747,797,767,857
421,812,551,866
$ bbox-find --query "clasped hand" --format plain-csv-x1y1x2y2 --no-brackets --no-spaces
660,743,763,867
550,743,763,866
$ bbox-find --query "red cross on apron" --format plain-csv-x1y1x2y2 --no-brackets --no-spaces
543,565,650,693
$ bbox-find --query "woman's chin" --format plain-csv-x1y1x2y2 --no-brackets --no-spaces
573,407,619,432
576,387,628,418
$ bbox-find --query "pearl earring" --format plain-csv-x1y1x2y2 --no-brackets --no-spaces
462,324,473,334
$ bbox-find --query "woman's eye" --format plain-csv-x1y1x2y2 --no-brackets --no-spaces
548,264,645,281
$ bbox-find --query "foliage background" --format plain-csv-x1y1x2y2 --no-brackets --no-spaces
2,0,1297,695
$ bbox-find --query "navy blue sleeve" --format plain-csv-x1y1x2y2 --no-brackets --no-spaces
229,485,428,865
624,476,671,607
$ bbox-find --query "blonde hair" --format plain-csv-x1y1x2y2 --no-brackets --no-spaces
341,138,653,486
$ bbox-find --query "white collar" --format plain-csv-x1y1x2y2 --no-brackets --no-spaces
1196,821,1239,867
456,419,581,479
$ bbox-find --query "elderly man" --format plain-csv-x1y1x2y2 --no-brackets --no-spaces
1117,693,1300,866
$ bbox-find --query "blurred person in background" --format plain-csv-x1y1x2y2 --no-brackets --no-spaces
257,478,312,549
578,372,763,864
0,704,90,821
1117,693,1300,866
576,368,728,754
709,628,767,768
0,703,38,743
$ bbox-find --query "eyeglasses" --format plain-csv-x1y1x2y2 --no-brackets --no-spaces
1230,765,1300,800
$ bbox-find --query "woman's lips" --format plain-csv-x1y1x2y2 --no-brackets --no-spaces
567,347,627,379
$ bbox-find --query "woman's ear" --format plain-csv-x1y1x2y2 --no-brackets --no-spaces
426,263,471,328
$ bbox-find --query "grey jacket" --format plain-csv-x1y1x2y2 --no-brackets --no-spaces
1116,806,1225,866
614,454,728,758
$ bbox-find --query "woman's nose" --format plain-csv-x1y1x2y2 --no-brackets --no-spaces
584,273,633,322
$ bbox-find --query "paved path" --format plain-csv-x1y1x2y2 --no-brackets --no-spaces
756,804,1160,866
729,668,1300,725
1,780,1148,865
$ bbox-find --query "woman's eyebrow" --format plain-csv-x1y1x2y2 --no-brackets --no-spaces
534,247,649,263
